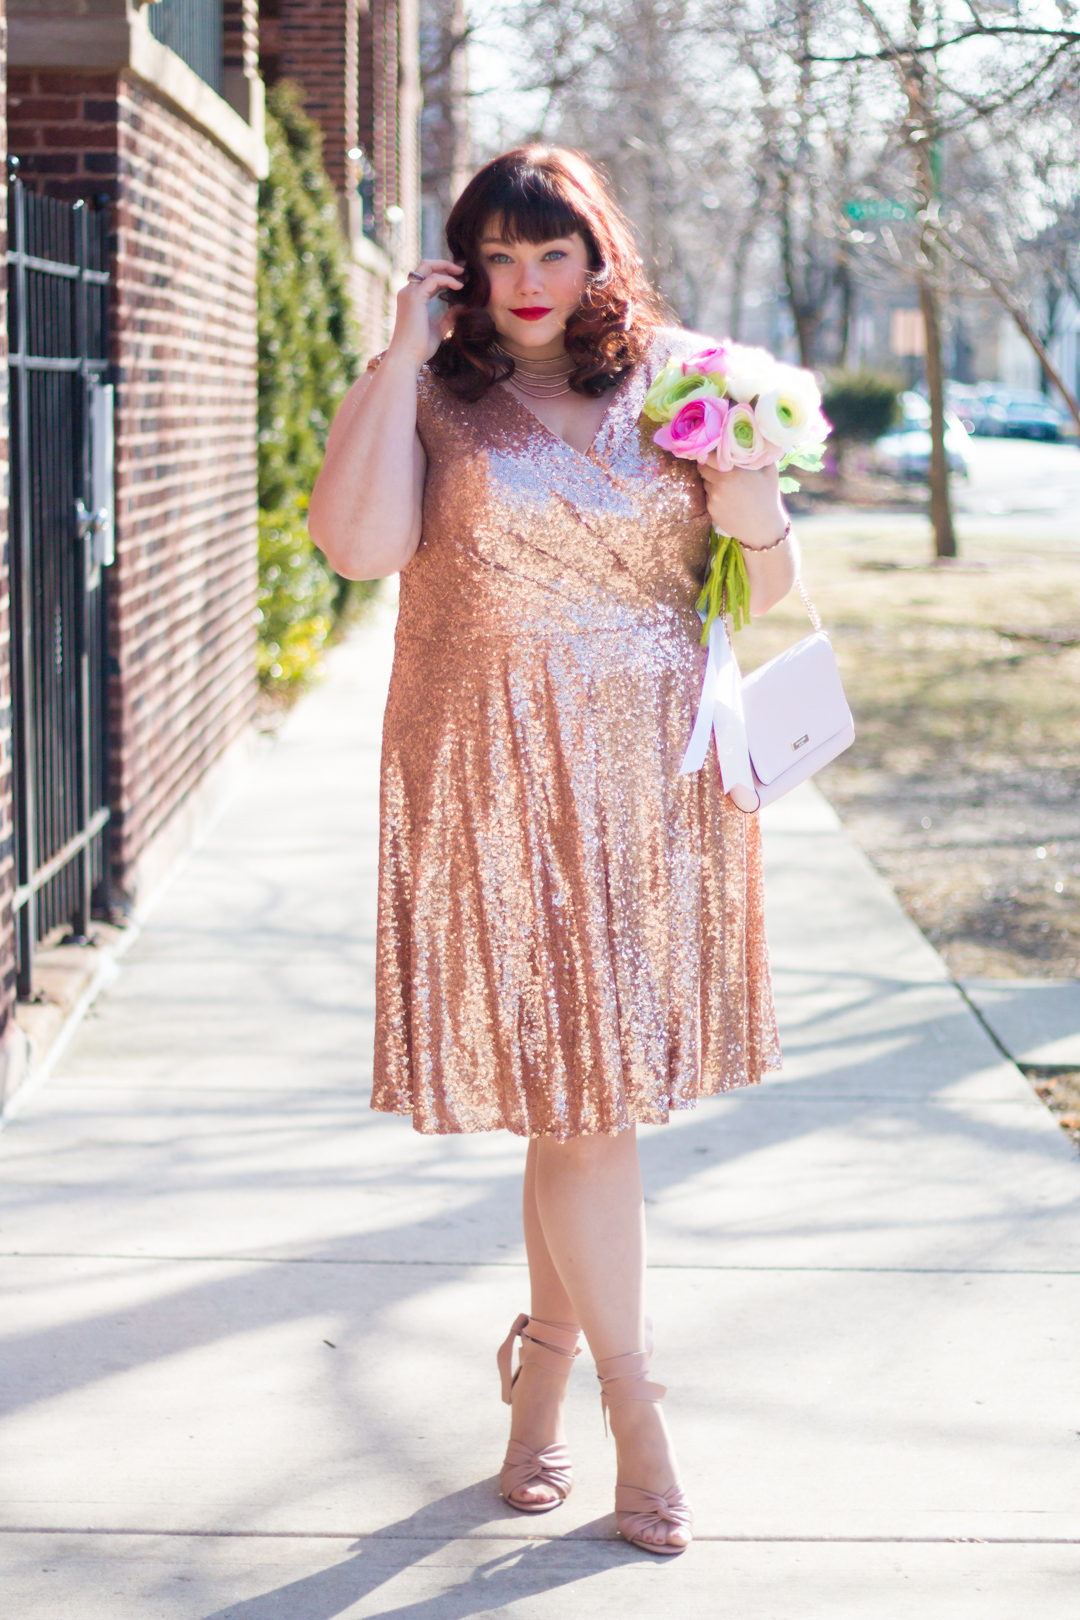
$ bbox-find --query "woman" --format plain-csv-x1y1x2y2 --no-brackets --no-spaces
310,147,793,1556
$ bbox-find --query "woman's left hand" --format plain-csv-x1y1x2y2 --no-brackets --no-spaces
697,459,787,548
698,459,798,616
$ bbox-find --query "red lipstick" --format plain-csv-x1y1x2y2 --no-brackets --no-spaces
510,307,552,321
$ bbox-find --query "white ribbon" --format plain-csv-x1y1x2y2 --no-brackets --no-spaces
679,617,760,809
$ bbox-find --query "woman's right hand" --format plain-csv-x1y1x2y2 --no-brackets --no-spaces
388,259,465,366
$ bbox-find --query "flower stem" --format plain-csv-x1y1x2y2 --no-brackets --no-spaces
696,528,751,645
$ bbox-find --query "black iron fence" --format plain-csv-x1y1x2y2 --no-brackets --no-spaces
148,0,224,95
7,166,114,996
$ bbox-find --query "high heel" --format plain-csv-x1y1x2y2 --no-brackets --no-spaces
496,1313,581,1513
597,1349,693,1556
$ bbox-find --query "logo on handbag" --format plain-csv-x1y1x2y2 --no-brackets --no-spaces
792,734,809,750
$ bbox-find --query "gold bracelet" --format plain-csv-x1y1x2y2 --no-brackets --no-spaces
736,520,791,552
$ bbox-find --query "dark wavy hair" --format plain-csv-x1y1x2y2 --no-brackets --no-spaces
428,146,667,401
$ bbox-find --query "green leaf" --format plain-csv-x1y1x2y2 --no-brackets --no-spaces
780,446,825,472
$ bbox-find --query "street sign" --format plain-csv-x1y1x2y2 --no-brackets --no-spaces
844,198,913,223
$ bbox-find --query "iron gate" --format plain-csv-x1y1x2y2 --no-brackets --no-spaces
7,165,114,997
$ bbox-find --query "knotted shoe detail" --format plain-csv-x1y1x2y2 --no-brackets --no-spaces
597,1346,693,1555
614,1482,694,1556
500,1438,573,1508
497,1314,581,1513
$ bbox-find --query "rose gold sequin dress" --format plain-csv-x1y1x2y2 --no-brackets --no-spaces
372,327,781,1139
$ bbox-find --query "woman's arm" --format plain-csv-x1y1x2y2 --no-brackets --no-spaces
697,461,799,616
308,258,463,580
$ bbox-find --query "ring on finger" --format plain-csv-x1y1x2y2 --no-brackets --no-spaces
407,268,427,283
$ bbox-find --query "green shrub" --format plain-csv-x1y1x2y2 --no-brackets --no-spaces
822,371,902,444
255,500,335,693
258,81,360,509
257,81,371,693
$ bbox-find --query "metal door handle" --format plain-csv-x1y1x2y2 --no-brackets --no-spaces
75,499,113,562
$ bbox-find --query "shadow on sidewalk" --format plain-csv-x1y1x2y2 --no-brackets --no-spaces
199,1485,633,1620
0,986,1070,1440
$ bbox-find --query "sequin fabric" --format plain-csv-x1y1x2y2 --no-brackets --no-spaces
372,327,782,1140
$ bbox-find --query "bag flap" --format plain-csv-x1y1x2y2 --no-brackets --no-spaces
741,631,853,786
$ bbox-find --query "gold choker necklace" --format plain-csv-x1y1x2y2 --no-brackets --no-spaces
495,344,574,399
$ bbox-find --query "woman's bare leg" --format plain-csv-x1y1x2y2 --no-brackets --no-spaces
503,1139,580,1507
531,1127,688,1548
522,1138,576,1324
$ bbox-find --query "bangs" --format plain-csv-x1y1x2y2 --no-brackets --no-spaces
482,170,590,247
433,146,667,402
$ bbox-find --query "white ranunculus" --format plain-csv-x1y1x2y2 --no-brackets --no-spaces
721,343,780,403
755,369,826,451
724,342,779,374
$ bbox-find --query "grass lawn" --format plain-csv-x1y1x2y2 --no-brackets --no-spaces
740,508,1080,980
736,504,1080,1146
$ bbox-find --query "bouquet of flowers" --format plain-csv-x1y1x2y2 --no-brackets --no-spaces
642,342,830,642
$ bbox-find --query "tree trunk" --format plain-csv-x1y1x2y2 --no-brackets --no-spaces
902,47,956,563
729,220,755,340
835,253,853,368
918,269,957,560
777,173,817,369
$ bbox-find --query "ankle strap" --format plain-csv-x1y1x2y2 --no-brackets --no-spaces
524,1317,583,1357
498,1313,582,1405
596,1348,666,1433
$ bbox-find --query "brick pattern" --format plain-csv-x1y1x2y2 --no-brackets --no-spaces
108,74,258,891
6,68,259,901
0,8,15,1026
274,0,359,200
7,69,120,200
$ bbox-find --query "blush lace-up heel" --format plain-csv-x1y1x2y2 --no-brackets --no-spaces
596,1348,693,1555
497,1313,582,1513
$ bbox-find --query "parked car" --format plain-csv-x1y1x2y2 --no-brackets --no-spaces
873,392,971,479
999,394,1064,441
952,384,1068,441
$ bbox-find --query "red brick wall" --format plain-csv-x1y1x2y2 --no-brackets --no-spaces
0,4,14,1027
6,69,259,901
272,0,359,198
6,68,119,201
109,74,258,891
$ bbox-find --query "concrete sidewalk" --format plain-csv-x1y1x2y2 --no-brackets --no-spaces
1,596,1078,1618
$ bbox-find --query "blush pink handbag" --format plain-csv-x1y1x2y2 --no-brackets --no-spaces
679,582,855,812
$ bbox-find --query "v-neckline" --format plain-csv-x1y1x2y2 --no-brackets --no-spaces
498,362,646,462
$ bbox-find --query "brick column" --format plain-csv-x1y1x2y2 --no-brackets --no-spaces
274,0,360,236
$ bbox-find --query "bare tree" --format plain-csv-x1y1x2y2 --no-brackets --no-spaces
804,0,1080,555
479,0,1080,559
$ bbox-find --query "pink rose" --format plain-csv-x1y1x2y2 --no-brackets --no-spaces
683,345,731,378
710,402,784,472
653,396,728,461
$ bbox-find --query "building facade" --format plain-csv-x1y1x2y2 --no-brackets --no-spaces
0,1,420,1100
259,0,420,354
